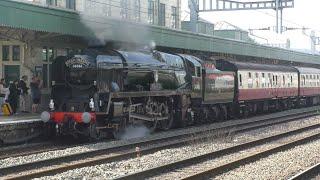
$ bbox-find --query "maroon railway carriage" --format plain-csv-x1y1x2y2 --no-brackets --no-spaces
216,60,299,116
295,67,320,106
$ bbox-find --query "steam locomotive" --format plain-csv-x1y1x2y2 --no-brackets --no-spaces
41,47,320,138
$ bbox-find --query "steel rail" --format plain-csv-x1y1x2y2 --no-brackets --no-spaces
289,163,320,180
115,124,320,180
0,139,97,160
0,142,77,160
0,109,318,179
0,142,53,160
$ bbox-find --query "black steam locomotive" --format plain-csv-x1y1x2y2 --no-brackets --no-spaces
41,48,234,138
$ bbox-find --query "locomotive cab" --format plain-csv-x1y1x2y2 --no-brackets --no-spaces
178,54,203,98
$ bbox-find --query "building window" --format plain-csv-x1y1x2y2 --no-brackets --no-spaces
42,47,55,88
148,0,154,24
48,48,54,62
120,0,129,19
42,47,48,62
103,0,112,17
134,0,140,22
159,3,166,26
12,45,20,61
171,6,178,29
66,0,75,10
2,46,9,61
46,0,57,6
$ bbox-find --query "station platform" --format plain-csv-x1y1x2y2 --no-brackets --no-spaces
0,114,41,125
0,114,43,144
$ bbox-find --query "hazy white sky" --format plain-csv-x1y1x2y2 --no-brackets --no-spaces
181,0,320,51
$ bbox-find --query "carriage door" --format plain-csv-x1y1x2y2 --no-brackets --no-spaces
271,73,276,97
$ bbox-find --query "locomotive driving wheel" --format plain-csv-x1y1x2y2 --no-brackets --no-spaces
159,103,174,130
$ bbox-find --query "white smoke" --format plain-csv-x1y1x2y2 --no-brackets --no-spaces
79,0,154,48
119,125,151,140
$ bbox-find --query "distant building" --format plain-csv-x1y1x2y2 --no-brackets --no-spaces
15,0,181,29
182,20,214,36
182,19,255,43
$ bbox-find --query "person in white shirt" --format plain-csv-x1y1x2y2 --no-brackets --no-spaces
0,78,10,106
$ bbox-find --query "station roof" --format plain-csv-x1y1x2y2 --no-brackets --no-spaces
1,0,320,65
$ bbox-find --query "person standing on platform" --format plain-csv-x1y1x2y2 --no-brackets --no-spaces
30,76,42,113
0,78,9,106
18,75,29,113
8,80,19,114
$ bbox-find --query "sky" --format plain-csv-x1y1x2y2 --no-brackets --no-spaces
181,0,320,52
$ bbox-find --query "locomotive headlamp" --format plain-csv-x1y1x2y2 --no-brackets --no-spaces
41,111,51,122
94,81,97,86
82,112,91,124
52,81,55,86
49,99,55,110
89,98,95,110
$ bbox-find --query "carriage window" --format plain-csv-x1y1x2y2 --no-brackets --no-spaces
196,67,201,77
255,73,258,78
239,74,242,86
291,76,293,83
248,72,252,78
276,76,278,85
261,73,265,87
283,75,285,86
273,75,275,84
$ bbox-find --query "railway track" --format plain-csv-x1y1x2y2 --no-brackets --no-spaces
0,142,53,160
289,163,320,180
0,106,318,161
0,138,94,160
116,124,320,180
0,107,319,179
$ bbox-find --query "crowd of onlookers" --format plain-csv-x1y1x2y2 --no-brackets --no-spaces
0,75,42,115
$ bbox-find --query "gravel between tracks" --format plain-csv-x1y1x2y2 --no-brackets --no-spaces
213,139,320,180
0,116,319,169
150,129,320,180
30,117,320,180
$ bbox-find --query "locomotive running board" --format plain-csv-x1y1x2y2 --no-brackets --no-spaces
129,113,168,122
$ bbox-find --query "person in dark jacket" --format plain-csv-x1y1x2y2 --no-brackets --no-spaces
18,75,29,113
8,80,20,114
30,76,42,113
